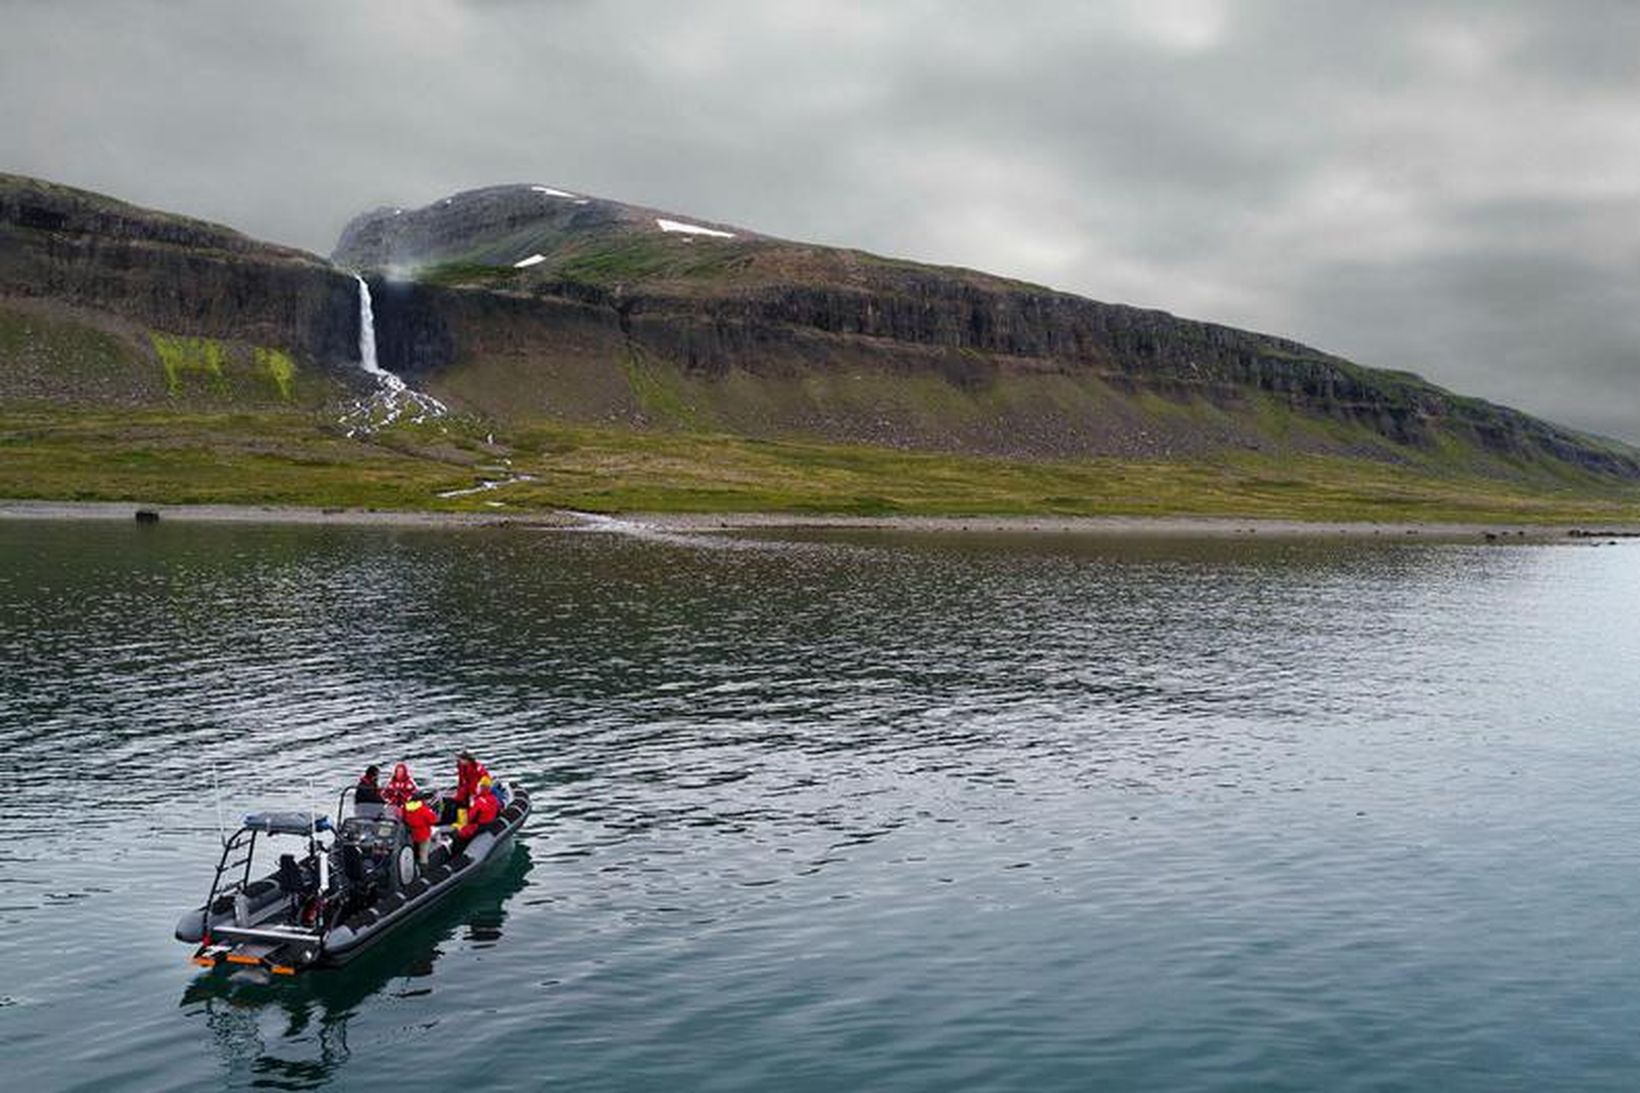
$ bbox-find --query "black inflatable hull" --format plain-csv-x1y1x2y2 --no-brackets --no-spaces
320,786,532,965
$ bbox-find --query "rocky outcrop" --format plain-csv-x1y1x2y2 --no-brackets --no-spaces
327,183,1640,477
332,184,752,270
357,269,1639,475
4,172,1636,482
0,173,360,369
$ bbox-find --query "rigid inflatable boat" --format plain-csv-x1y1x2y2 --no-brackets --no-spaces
176,781,531,974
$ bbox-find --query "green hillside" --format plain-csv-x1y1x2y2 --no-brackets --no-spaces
2,172,1639,522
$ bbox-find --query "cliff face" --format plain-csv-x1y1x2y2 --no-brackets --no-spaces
0,174,361,404
333,185,1640,477
3,172,1634,484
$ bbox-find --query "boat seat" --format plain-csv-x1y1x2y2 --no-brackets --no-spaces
231,881,291,926
212,877,282,916
245,878,279,900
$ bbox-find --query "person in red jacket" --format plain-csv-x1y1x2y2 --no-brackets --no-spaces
450,776,500,854
383,763,419,810
402,797,437,866
457,752,490,804
445,751,491,823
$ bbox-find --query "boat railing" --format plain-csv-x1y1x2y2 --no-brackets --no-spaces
200,827,259,944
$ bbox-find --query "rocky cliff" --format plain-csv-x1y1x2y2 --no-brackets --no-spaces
2,172,1634,485
0,173,360,407
331,184,1640,477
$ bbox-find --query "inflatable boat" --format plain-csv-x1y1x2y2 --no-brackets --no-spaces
176,781,531,975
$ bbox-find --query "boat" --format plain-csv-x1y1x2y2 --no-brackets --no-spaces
175,779,531,975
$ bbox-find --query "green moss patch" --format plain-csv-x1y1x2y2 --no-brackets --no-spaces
151,332,227,395
253,346,297,401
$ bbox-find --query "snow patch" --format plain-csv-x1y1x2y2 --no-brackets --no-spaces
531,185,577,198
513,254,546,268
656,218,735,239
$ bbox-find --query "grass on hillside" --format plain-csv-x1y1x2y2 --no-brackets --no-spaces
4,405,1640,524
414,235,757,293
0,409,462,508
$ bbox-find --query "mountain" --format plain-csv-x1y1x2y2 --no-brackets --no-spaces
3,171,1639,518
329,182,1640,478
0,173,362,407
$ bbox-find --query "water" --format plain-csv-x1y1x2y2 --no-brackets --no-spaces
2,520,1639,1091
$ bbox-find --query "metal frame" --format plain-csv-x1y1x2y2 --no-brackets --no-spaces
200,827,259,945
197,822,326,949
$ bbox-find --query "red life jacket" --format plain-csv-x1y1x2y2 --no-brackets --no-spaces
456,760,490,806
384,763,419,808
402,799,436,844
456,787,500,839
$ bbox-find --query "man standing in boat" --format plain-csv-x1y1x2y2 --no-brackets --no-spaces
444,750,490,824
402,797,437,866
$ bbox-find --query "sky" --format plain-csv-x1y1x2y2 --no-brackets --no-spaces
4,0,1637,439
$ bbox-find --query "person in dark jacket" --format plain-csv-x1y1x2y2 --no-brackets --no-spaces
356,765,384,805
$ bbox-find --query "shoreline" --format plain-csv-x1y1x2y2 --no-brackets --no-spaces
3,499,1636,541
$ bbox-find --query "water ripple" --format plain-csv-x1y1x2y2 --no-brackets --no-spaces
2,523,1638,1090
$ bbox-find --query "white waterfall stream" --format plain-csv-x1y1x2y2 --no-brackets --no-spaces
341,275,447,436
355,275,390,382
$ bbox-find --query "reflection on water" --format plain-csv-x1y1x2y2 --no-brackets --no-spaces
3,520,1640,1091
179,845,531,1091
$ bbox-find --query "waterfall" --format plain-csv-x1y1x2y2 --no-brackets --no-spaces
341,274,446,436
354,275,391,381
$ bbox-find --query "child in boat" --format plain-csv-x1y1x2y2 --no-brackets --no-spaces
383,762,419,810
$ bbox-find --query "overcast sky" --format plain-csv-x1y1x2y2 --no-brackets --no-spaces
4,0,1637,438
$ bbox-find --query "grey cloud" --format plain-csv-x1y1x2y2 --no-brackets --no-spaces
1,0,1635,439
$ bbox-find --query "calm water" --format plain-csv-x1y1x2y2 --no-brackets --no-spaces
2,519,1639,1091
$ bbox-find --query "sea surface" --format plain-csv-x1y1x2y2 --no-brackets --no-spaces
2,518,1639,1091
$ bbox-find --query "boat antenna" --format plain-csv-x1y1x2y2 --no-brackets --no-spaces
310,772,330,903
